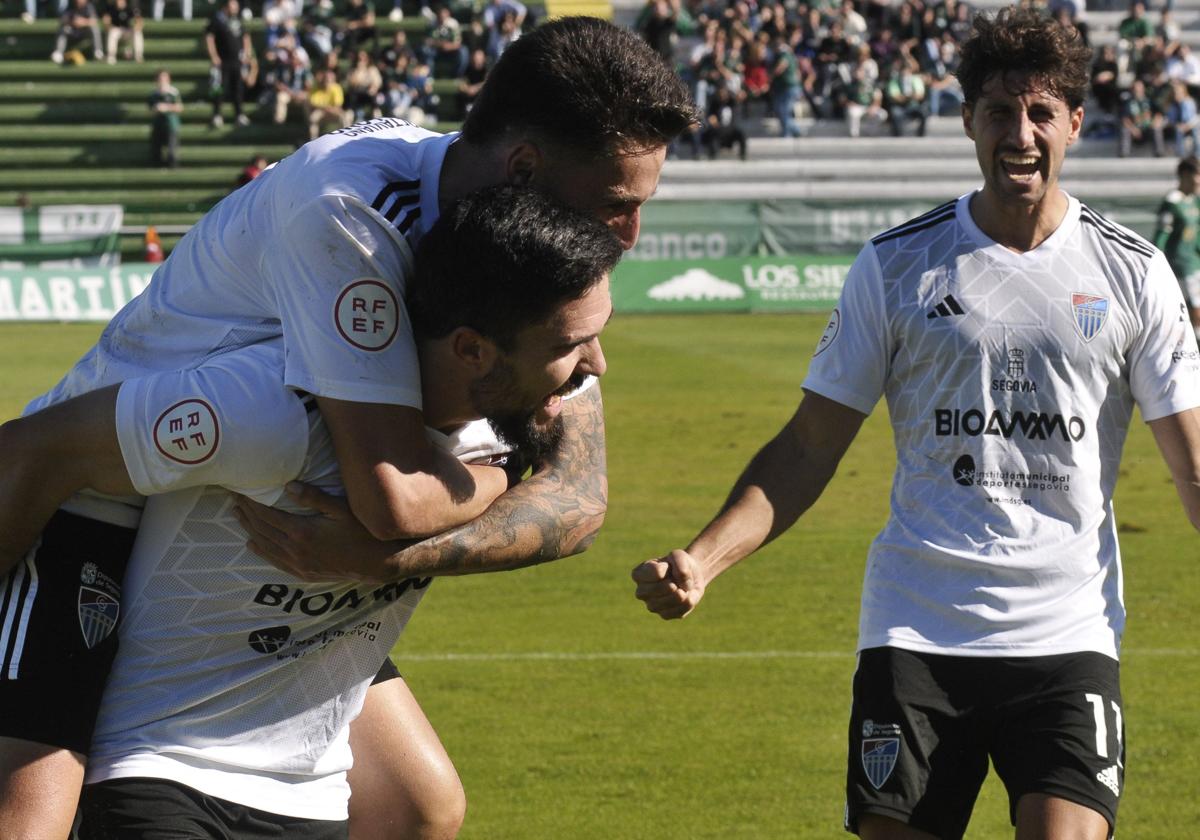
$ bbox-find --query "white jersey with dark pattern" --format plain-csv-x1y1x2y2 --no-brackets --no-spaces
804,192,1200,659
83,342,512,821
29,119,453,415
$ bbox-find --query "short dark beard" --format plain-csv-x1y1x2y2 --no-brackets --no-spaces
469,357,567,462
486,411,565,463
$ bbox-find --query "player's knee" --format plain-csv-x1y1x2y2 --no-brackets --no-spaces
413,759,467,840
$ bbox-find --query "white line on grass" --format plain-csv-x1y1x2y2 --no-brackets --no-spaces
396,648,1199,663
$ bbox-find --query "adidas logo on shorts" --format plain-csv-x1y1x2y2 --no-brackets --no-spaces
1096,764,1120,797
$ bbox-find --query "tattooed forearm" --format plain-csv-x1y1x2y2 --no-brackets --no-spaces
381,385,608,579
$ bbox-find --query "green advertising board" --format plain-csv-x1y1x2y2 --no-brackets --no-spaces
0,264,156,321
0,258,851,322
611,254,854,313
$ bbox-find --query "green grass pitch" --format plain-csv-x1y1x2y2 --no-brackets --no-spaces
2,315,1197,838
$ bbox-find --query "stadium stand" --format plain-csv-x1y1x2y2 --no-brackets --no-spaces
620,0,1192,204
0,3,515,260
2,0,1197,260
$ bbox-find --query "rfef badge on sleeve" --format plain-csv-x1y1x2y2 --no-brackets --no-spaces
335,279,399,351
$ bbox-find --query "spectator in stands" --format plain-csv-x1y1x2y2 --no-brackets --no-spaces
694,25,738,114
869,25,900,70
915,4,945,68
263,0,300,50
797,5,827,58
378,73,414,118
637,0,679,63
456,47,488,117
750,2,781,44
838,0,869,45
724,0,757,41
740,39,771,116
404,56,439,119
486,9,521,62
1049,0,1089,45
889,0,923,58
342,0,377,55
151,0,190,21
50,0,104,63
1167,43,1200,92
305,66,349,139
946,0,972,45
377,27,415,68
299,0,339,64
1166,78,1200,156
1118,0,1154,55
1120,76,1166,156
884,56,927,136
480,0,524,32
841,59,886,137
687,20,721,109
1051,3,1087,46
21,0,67,23
102,0,142,63
205,0,252,127
147,68,183,168
345,48,382,121
1157,8,1180,46
237,153,268,186
769,30,803,136
261,39,311,123
864,0,890,33
1090,43,1121,128
814,19,853,108
700,83,748,158
423,5,468,77
926,34,964,115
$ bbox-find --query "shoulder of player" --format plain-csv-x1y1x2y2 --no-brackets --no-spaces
1077,202,1156,261
870,198,958,247
1162,189,1186,206
281,126,437,222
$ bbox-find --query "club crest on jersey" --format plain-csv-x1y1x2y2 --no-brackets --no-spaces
335,279,399,351
154,398,219,465
78,586,119,649
814,308,840,356
1071,293,1109,343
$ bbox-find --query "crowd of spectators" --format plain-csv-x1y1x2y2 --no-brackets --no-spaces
1095,0,1200,156
23,0,1200,160
34,0,532,146
645,0,1200,157
647,0,977,147
202,0,531,130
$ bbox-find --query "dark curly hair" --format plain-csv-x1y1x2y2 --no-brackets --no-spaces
956,6,1093,110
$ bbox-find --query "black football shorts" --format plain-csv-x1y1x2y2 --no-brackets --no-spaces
845,646,1123,839
80,777,348,839
0,510,135,754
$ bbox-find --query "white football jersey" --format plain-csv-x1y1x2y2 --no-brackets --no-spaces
29,119,453,415
86,342,510,820
804,192,1200,659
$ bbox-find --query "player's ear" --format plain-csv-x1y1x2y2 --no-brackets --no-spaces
1066,105,1084,146
504,140,542,186
961,101,975,140
450,326,499,373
